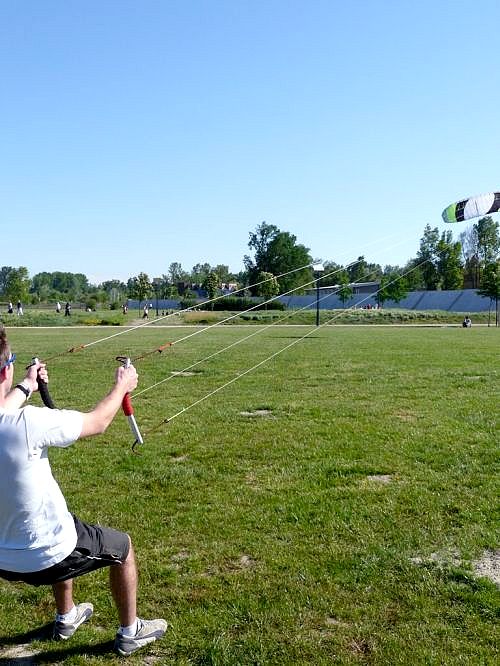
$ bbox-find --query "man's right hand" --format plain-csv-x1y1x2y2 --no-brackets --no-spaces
115,364,139,395
80,364,139,438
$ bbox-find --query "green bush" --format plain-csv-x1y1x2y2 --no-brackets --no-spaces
179,299,198,311
213,297,286,311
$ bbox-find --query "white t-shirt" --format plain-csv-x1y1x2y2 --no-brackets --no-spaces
0,405,83,573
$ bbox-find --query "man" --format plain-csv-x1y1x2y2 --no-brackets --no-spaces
0,326,167,657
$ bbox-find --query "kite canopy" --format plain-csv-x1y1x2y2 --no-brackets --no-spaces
442,192,500,223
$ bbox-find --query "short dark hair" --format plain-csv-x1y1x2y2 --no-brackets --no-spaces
0,326,11,369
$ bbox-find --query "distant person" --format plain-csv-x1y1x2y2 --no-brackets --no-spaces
64,302,71,317
122,304,128,315
7,302,13,315
16,301,23,316
56,302,61,314
142,304,149,319
462,316,472,328
0,325,167,656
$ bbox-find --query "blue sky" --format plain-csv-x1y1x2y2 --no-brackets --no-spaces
2,0,500,284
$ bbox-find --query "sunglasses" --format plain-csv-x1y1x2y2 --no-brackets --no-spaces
0,353,16,371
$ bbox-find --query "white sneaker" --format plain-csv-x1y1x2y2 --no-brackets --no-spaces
114,617,168,656
53,602,93,640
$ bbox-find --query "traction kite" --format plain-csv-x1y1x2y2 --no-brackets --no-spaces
442,191,500,223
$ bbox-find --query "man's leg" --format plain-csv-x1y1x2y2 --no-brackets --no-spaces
109,537,137,627
52,578,74,615
107,538,167,656
52,578,93,640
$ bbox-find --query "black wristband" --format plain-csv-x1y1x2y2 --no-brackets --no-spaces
15,383,31,400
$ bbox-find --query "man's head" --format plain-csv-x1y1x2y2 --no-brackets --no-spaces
0,327,11,368
0,327,15,392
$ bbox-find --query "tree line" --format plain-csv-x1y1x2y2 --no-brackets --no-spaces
1,219,499,310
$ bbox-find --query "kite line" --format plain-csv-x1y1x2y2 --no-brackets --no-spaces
137,256,432,435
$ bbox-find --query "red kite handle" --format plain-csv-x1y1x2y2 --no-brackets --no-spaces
120,358,143,448
122,392,133,416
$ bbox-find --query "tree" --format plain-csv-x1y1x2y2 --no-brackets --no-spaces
191,263,211,286
347,256,368,283
459,225,480,288
318,260,341,287
0,267,15,296
165,282,180,299
459,217,499,288
168,262,187,284
214,264,230,284
477,260,500,326
256,271,280,308
30,271,90,302
417,225,440,290
377,272,408,306
476,216,500,266
244,221,312,294
337,271,353,308
437,231,463,290
414,225,463,290
202,272,219,309
100,279,125,291
4,267,31,303
402,258,425,290
100,280,127,305
347,256,383,284
127,272,152,308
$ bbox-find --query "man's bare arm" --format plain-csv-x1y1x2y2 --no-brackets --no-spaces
80,365,138,437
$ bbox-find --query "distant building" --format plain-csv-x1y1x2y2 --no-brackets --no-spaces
306,281,380,296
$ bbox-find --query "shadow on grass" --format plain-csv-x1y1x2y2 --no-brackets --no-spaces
0,624,114,664
271,335,320,339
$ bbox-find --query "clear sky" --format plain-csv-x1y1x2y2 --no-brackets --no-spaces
2,0,500,284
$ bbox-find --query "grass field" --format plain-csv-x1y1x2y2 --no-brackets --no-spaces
0,304,495,329
0,324,498,664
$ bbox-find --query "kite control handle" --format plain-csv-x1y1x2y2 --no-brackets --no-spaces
29,357,56,409
119,357,144,451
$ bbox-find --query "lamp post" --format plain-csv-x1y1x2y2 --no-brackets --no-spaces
312,263,324,327
153,278,161,316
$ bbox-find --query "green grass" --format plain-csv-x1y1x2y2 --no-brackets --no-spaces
0,305,495,328
0,325,498,664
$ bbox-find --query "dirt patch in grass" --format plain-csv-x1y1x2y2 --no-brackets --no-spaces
239,409,273,417
202,554,256,577
410,549,461,567
237,554,255,568
170,453,188,462
171,550,190,562
325,616,349,628
170,370,201,377
245,472,261,490
350,638,372,656
394,410,418,422
223,554,256,573
472,549,500,587
365,474,393,484
411,549,500,587
0,644,41,662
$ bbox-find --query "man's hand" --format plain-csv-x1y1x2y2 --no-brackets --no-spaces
25,359,48,394
115,364,138,396
80,363,140,438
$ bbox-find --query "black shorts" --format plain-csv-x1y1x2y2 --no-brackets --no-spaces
0,515,130,586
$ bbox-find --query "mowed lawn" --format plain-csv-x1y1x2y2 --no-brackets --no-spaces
0,325,498,665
